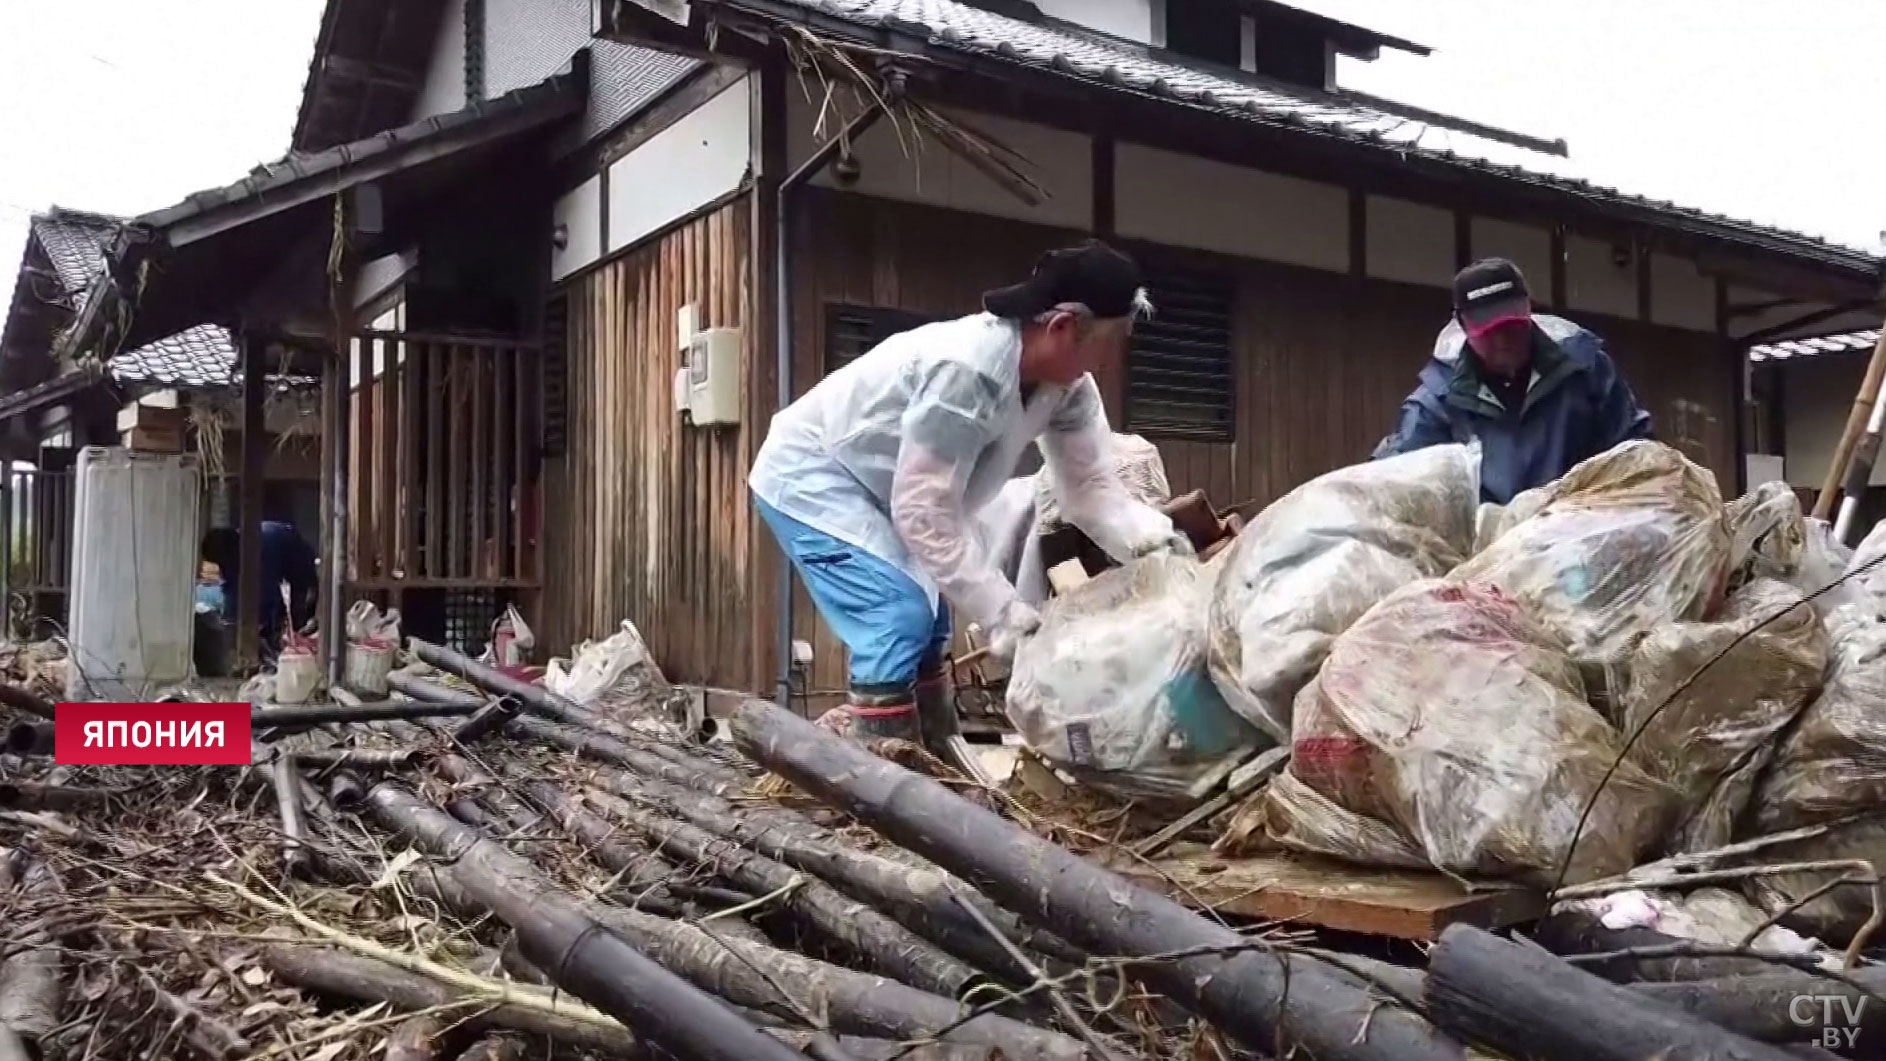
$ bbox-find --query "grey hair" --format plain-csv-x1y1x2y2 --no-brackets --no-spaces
1034,288,1156,327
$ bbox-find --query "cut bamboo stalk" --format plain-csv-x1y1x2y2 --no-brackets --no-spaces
733,699,1462,1061
1816,325,1886,521
364,782,807,1061
0,853,62,1047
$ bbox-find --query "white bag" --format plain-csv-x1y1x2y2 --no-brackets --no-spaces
1205,444,1480,742
546,620,674,721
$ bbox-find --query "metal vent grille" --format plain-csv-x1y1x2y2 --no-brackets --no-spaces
541,294,570,457
1127,270,1236,442
824,303,935,374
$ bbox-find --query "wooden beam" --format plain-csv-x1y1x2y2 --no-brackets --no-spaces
1549,225,1568,310
1720,277,1748,496
1733,298,1877,347
1636,240,1653,322
1453,211,1471,271
1347,188,1366,281
1092,134,1116,238
235,329,267,671
321,55,421,93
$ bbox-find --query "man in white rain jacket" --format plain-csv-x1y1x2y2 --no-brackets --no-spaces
749,240,1188,749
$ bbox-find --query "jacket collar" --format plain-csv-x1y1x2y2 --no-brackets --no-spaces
1443,322,1583,419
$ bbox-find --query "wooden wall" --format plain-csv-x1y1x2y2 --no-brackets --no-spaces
539,200,759,688
785,189,1738,691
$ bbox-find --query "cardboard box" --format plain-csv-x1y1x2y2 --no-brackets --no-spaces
121,425,184,453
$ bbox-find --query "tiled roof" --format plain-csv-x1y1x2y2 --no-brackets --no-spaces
1749,329,1880,364
29,209,119,299
741,0,1881,271
108,324,239,387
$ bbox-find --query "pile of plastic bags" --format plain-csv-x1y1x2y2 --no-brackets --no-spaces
1454,441,1732,712
1249,578,1673,885
1205,443,1480,743
1006,553,1262,804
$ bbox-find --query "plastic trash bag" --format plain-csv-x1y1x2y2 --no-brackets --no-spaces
1007,553,1262,805
1789,517,1868,616
482,605,535,668
547,620,680,722
1217,767,1429,869
1753,605,1886,833
1843,518,1886,608
345,601,402,648
1619,579,1827,853
1205,444,1480,743
1265,578,1675,885
1454,441,1732,713
1559,887,1830,966
1725,481,1808,586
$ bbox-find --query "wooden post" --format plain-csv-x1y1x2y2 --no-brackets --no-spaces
1813,326,1886,520
236,328,267,671
325,211,357,686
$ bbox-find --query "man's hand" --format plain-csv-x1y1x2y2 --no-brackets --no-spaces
1131,529,1195,561
986,599,1042,665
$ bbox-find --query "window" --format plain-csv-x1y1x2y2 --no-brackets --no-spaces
540,293,569,457
1126,269,1236,442
824,303,936,374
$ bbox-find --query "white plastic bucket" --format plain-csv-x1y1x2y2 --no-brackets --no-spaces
344,641,395,696
275,651,322,704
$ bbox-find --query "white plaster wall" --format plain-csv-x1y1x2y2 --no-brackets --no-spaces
1649,253,1716,332
411,0,467,121
1116,143,1347,273
783,92,1093,230
551,176,603,281
1471,217,1552,297
607,76,752,255
1364,195,1450,288
1783,353,1886,487
1036,0,1155,42
1566,234,1637,320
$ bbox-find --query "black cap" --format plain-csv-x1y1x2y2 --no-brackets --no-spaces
1451,258,1533,339
983,240,1145,320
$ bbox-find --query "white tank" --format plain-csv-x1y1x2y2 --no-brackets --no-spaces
66,447,200,700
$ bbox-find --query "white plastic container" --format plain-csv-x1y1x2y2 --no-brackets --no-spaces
275,650,322,704
66,448,201,700
343,642,394,696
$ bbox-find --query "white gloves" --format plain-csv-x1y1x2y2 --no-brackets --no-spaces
1131,528,1195,560
986,599,1042,665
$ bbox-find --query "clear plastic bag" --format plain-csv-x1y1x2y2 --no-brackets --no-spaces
1454,441,1732,712
1746,817,1886,947
1006,553,1261,804
1032,432,1169,533
1205,444,1480,743
1754,605,1886,833
1619,579,1828,854
1266,578,1675,885
1789,517,1867,616
1725,481,1808,586
546,620,681,724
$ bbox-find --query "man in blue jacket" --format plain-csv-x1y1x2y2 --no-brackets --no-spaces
202,521,320,657
1375,258,1652,503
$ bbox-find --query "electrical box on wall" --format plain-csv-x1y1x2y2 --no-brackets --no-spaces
684,327,741,426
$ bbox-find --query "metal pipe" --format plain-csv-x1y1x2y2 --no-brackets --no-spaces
771,94,896,705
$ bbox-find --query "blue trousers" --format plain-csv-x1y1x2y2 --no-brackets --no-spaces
755,497,951,689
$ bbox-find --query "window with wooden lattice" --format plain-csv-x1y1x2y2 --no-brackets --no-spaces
824,303,936,374
1125,269,1236,442
541,293,569,457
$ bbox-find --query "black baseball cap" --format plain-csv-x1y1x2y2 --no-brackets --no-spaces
1452,258,1533,339
983,240,1145,320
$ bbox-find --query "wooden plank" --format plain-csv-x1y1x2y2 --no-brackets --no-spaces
425,343,445,581
494,344,511,582
471,347,490,580
400,337,423,579
514,339,529,583
379,336,401,583
236,330,266,670
356,338,377,580
446,345,466,580
1116,850,1545,942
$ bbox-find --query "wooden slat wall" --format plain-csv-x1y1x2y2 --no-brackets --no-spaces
348,333,540,591
787,190,1739,690
539,201,757,689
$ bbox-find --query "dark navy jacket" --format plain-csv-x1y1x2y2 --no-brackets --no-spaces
220,521,319,639
1375,314,1652,504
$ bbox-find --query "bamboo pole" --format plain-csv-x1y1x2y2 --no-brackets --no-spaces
732,699,1462,1061
364,782,808,1061
1815,325,1886,520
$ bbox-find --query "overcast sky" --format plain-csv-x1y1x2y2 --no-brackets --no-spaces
1,0,1882,315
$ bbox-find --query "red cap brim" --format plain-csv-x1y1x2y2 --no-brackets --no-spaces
1462,312,1531,341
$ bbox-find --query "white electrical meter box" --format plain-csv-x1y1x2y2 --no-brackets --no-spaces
685,327,742,426
67,447,201,700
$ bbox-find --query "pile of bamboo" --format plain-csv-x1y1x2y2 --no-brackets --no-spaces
0,639,1879,1060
